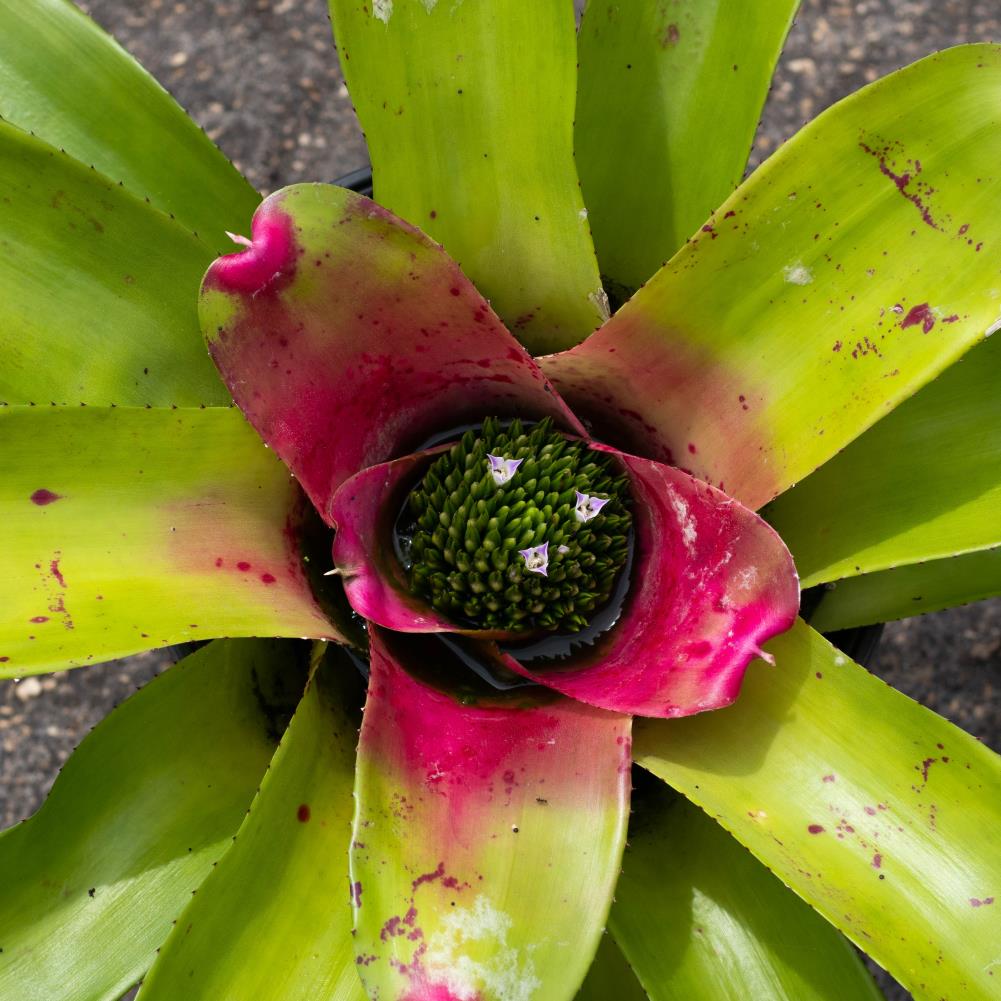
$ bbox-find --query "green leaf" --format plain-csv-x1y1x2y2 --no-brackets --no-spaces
808,546,1001,630
0,122,228,406
0,0,259,250
610,786,882,1001
0,638,307,1001
766,332,1001,592
576,0,800,292
139,648,366,1001
543,45,1001,511
327,0,607,353
633,619,1001,1001
576,936,648,1001
0,406,344,679
351,629,631,1001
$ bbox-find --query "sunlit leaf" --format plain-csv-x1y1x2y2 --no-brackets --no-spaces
766,333,1001,609
634,619,1001,1001
139,648,366,1001
576,0,799,291
544,45,1001,511
0,406,343,678
351,628,631,1001
0,0,258,249
0,638,305,1001
327,0,607,353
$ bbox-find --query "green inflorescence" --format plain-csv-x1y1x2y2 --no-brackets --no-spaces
404,418,632,634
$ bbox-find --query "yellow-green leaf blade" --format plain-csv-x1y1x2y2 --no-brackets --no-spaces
139,649,366,1001
327,0,607,353
0,638,304,1001
611,786,882,1001
633,619,1001,1000
767,333,1001,591
0,122,228,406
545,44,1001,511
0,406,341,678
576,0,800,292
0,0,258,249
809,547,1001,630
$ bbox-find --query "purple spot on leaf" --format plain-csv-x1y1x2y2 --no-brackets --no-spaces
31,489,62,506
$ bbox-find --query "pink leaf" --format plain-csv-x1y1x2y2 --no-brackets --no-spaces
200,184,582,521
500,447,800,717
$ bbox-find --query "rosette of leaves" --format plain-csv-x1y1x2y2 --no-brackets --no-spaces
1,3,1000,1001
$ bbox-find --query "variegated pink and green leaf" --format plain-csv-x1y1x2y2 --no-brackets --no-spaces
0,406,345,678
200,183,584,518
497,447,799,717
351,628,631,1001
544,44,1001,511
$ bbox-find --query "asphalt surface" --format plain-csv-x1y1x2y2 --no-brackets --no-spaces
1,2,999,1000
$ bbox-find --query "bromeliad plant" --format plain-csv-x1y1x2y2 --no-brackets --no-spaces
0,2,999,1000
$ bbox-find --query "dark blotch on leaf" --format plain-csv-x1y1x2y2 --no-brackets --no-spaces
30,489,62,506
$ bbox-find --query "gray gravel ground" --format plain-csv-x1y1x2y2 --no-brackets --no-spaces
1,2,999,1000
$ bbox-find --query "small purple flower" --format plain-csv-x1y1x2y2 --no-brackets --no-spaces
487,453,523,485
575,490,610,523
519,542,550,576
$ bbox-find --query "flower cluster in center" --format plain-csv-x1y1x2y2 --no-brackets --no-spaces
403,418,632,634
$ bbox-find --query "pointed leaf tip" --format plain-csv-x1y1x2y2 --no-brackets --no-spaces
207,198,297,297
